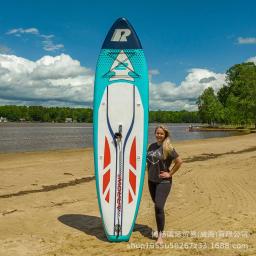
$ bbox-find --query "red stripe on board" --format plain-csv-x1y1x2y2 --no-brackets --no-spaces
105,190,110,203
104,137,111,169
129,170,136,195
129,137,136,169
128,190,133,204
103,169,110,194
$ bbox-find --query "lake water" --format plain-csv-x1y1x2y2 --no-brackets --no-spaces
0,123,241,153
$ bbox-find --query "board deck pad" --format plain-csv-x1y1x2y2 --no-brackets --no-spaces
93,18,149,242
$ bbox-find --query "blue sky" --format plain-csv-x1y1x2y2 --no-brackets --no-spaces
0,0,255,110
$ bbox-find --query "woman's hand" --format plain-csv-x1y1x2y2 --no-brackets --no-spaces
159,171,171,179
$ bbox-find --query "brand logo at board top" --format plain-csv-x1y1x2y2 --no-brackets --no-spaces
111,29,131,42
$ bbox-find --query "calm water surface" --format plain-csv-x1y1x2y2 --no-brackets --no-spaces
0,123,241,153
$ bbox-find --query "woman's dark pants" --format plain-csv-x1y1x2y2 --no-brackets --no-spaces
148,180,172,232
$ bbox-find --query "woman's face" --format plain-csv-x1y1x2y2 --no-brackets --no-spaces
155,128,166,144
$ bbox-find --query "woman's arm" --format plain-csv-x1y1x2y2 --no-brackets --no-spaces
159,157,183,178
169,157,183,177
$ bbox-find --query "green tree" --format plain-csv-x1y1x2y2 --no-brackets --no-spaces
28,106,44,121
217,85,230,107
197,87,223,125
219,62,256,127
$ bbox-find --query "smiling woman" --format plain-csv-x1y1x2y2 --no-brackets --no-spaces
146,125,183,245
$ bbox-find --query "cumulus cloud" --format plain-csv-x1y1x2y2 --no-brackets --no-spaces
0,54,93,107
246,56,256,64
0,53,227,110
150,68,226,111
150,55,255,110
1,53,254,110
237,37,256,44
6,27,64,52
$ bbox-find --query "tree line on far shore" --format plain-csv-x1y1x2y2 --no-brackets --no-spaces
0,105,199,123
0,106,93,123
197,62,256,128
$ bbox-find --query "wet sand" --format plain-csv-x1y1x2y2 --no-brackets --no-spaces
0,134,256,256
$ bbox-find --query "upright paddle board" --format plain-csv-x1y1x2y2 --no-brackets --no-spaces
93,18,149,242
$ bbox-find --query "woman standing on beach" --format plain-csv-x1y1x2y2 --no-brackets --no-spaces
146,125,183,244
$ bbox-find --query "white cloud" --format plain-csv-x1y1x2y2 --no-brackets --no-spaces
0,54,93,107
0,53,226,110
40,34,64,52
150,68,226,111
41,35,54,39
6,28,39,35
1,53,254,110
150,53,256,110
43,42,64,52
32,54,89,79
237,37,256,44
6,27,64,52
246,56,256,64
149,69,160,76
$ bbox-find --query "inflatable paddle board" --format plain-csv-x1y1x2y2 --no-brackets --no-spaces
93,18,149,242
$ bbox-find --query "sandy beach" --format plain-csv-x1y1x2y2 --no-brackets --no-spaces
0,133,256,256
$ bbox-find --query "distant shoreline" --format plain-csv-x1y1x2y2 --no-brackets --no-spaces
1,121,255,127
188,125,256,133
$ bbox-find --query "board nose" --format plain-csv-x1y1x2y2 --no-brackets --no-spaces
102,17,142,49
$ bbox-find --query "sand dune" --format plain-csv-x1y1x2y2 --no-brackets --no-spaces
0,134,255,256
